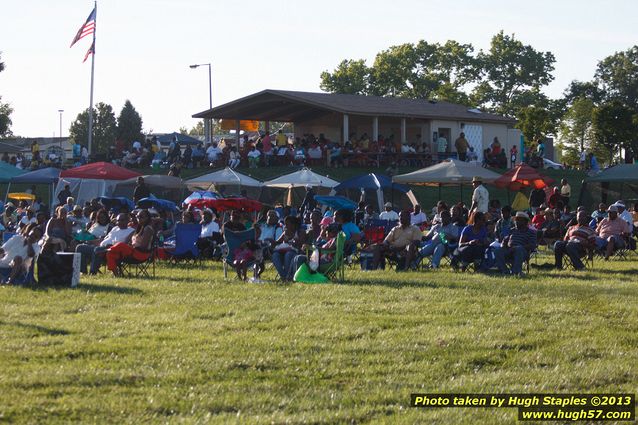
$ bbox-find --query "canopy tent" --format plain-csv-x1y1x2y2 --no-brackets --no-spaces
186,167,262,198
56,162,141,206
392,159,502,205
393,159,501,186
332,173,418,213
10,167,61,184
0,162,27,183
262,168,339,207
493,164,554,191
157,132,201,146
314,195,357,210
578,164,638,210
263,168,339,188
9,167,62,205
112,174,187,203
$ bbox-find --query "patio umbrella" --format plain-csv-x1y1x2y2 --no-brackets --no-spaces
493,164,554,191
187,197,263,212
183,191,220,205
7,193,36,201
138,197,179,213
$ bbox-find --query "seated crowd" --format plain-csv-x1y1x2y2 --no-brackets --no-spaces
1,178,636,286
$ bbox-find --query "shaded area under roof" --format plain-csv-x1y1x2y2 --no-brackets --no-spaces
193,89,516,124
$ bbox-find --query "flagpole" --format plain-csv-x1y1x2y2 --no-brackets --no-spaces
87,1,97,156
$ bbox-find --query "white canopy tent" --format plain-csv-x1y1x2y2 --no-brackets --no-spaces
263,168,339,207
186,167,262,198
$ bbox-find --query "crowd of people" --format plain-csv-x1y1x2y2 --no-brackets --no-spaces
1,168,636,285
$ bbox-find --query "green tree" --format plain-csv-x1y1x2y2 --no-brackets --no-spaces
69,102,117,154
559,97,596,152
592,100,638,162
116,100,143,148
471,31,555,117
320,59,370,95
595,46,638,110
0,52,13,137
320,40,478,102
517,105,554,145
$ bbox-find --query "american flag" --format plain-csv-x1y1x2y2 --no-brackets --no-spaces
83,40,95,63
70,7,96,48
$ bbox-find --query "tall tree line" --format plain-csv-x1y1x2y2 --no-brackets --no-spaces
320,33,638,164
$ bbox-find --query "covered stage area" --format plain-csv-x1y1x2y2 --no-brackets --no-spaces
193,89,518,163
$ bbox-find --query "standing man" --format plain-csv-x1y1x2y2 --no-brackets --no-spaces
436,133,448,160
133,176,150,204
470,176,489,213
529,186,546,215
560,178,571,207
454,132,470,161
57,184,72,207
276,130,287,148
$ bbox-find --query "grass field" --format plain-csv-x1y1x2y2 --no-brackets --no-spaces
1,250,637,424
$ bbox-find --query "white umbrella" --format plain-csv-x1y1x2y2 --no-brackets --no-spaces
186,167,262,190
263,168,339,188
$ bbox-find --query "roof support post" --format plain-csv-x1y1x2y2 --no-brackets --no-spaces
235,119,240,147
372,116,379,142
401,118,407,144
343,114,349,144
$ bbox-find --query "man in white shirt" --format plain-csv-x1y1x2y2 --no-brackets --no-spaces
410,204,428,226
379,202,400,221
78,214,134,274
206,143,222,165
0,227,42,269
132,140,142,152
470,176,489,213
613,201,634,234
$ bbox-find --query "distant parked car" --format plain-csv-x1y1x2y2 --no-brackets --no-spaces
543,158,564,169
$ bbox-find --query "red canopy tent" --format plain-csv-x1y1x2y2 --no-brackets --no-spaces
56,162,143,206
60,162,142,180
493,164,554,191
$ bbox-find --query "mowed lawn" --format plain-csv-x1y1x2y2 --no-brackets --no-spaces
1,252,637,424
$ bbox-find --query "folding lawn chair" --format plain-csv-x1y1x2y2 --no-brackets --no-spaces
315,231,346,282
118,237,158,278
164,223,202,264
222,228,258,280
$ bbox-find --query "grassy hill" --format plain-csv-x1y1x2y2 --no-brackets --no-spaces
1,251,636,423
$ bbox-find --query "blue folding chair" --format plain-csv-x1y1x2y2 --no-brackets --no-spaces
222,228,258,280
165,223,202,263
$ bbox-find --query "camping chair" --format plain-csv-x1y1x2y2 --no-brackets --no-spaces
164,223,202,264
222,228,259,280
313,231,346,282
118,237,157,278
563,246,595,271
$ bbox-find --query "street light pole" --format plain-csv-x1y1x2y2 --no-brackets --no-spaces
58,109,64,148
189,63,212,143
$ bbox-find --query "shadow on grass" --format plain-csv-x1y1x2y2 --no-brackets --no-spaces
0,320,70,336
588,268,638,276
78,283,144,295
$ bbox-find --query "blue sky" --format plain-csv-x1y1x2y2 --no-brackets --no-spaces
0,0,636,137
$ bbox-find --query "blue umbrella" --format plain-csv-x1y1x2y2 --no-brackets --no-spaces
138,197,179,213
314,195,357,210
